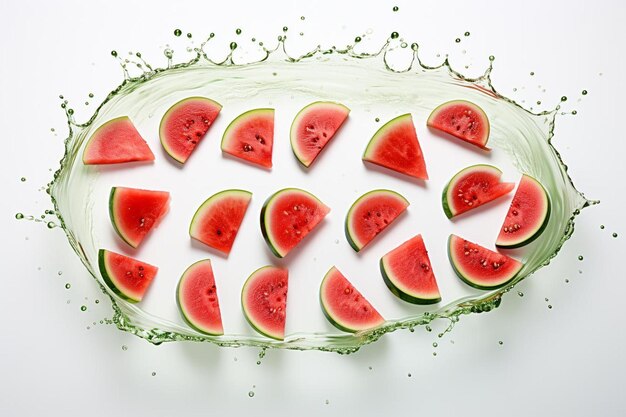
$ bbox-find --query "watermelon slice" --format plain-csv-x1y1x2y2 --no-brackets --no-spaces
362,114,428,180
448,235,523,290
380,234,441,304
159,97,222,164
427,100,490,149
496,174,551,248
442,164,515,218
260,188,330,258
221,108,274,169
83,116,155,165
176,259,224,336
320,266,385,333
241,266,289,340
345,189,409,252
98,249,158,302
109,187,170,248
189,189,252,255
290,101,350,167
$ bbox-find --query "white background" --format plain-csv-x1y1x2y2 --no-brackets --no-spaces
1,1,625,416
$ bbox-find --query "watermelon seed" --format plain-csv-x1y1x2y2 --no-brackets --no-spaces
464,251,470,256
344,287,352,294
138,266,144,271
512,210,518,216
126,271,132,277
216,229,222,236
243,144,253,152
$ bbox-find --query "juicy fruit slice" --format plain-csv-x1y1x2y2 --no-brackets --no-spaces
260,188,330,258
189,190,252,255
241,266,289,340
448,235,523,290
221,108,274,169
98,249,158,302
362,114,428,180
290,101,350,167
442,164,514,218
427,100,490,149
83,116,155,164
380,235,441,304
320,266,385,333
496,174,551,248
345,189,409,252
109,187,170,248
159,97,222,163
176,259,224,336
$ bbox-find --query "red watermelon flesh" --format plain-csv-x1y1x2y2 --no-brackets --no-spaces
345,190,409,252
260,188,330,258
320,266,385,333
496,174,551,248
380,234,441,304
428,100,490,149
98,249,158,302
109,187,170,248
448,234,523,290
221,108,274,169
290,101,350,167
159,97,222,164
443,164,514,218
189,190,252,255
83,116,155,165
177,259,224,336
362,114,428,180
241,266,289,340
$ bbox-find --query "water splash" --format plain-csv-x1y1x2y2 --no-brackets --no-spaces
46,31,596,354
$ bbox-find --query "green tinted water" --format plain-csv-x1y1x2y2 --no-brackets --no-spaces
45,32,595,354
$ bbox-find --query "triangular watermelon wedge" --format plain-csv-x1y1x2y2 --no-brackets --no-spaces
221,108,274,169
98,249,158,303
362,114,428,180
83,116,155,165
109,187,170,248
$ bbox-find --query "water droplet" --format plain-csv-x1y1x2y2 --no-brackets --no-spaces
572,110,578,115
464,31,470,36
530,71,535,76
230,42,237,50
58,271,62,276
498,340,504,345
151,371,156,376
282,26,288,32
110,50,117,57
548,305,553,309
354,36,361,43
121,345,128,351
537,101,542,105
432,342,438,348
325,399,330,405
300,16,305,20
561,96,567,102
613,232,618,238
235,28,242,35
392,6,399,11
256,360,261,365
95,299,100,304
582,90,588,95
174,29,182,37
15,213,24,219
489,55,495,61
455,38,461,43
80,305,87,312
47,221,56,229
565,279,569,283
390,32,399,39
65,283,71,289
20,177,26,182
432,352,437,356
186,33,192,39
517,291,524,297
248,391,255,397
375,117,380,122
578,255,583,261
407,373,412,377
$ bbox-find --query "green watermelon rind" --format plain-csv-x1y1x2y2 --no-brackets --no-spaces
176,259,224,336
290,101,350,168
344,189,410,252
447,235,523,290
427,100,491,149
319,267,385,333
98,249,141,303
159,96,222,164
260,188,327,258
241,265,286,341
109,187,138,249
379,258,442,305
188,189,252,252
441,164,506,219
495,174,551,249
